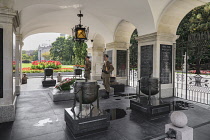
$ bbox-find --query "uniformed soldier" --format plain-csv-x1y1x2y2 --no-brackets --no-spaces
101,54,114,99
84,56,91,80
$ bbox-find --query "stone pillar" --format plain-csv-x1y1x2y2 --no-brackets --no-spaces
136,32,176,98
87,47,104,80
0,8,18,123
106,42,130,85
19,42,23,83
15,34,21,96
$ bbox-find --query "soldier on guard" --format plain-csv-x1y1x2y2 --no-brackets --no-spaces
84,56,91,80
101,54,114,99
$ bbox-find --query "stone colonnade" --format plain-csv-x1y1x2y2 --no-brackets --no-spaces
89,33,176,98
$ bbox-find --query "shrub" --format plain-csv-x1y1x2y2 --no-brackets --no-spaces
22,60,31,63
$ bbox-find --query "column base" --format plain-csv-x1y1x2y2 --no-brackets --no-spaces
159,84,174,98
0,96,16,123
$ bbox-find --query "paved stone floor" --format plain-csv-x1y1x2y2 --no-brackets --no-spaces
1,77,210,140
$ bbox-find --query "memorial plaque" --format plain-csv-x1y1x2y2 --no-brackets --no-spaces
160,44,172,84
0,28,3,98
117,50,127,77
107,50,112,63
140,45,153,77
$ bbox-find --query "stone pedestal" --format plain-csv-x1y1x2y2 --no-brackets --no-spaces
65,107,110,138
130,96,171,118
110,84,125,92
165,123,193,140
48,87,74,102
42,80,56,87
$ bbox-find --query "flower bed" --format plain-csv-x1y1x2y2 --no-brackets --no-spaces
31,60,62,69
74,65,85,68
22,67,74,73
188,70,210,75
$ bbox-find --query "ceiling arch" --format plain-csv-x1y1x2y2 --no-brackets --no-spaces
114,20,136,43
157,0,208,35
13,0,164,43
92,34,105,48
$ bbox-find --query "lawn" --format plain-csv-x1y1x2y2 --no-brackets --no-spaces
22,63,31,68
22,63,74,68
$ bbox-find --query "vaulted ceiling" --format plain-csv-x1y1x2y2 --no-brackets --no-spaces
11,0,209,43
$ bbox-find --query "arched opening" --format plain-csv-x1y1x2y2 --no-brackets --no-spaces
175,3,210,104
128,29,138,87
110,20,136,83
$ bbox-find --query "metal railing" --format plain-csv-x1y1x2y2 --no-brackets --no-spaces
128,69,138,87
175,72,210,104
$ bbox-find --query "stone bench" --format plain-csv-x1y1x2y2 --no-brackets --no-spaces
48,87,74,102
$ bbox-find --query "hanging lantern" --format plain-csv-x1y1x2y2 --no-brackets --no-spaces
72,10,89,42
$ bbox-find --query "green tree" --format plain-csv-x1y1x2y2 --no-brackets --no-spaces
73,42,87,65
50,37,66,61
31,50,38,61
50,36,87,65
130,29,138,68
177,3,210,74
64,36,75,64
22,53,31,61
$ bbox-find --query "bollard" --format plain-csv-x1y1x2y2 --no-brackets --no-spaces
165,111,193,140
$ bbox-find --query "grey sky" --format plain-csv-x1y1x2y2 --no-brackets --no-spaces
22,33,62,50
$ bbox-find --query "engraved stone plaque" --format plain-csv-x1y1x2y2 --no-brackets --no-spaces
160,44,172,84
117,50,127,77
140,45,153,78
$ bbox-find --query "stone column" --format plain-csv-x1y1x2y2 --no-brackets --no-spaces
0,8,18,123
106,42,130,85
19,42,23,83
15,34,21,96
136,32,176,98
87,47,104,80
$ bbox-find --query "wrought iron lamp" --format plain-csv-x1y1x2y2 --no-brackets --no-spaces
72,10,89,42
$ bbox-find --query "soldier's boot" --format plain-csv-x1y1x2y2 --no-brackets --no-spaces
104,92,109,99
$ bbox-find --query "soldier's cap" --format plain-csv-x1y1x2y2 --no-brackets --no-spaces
104,54,109,58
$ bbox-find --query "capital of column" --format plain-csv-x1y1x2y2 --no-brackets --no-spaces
15,34,22,42
136,32,176,44
88,46,105,52
20,41,24,48
0,7,16,24
0,0,14,9
106,42,130,50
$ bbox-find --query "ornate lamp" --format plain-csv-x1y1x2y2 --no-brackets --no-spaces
72,10,89,42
